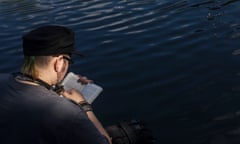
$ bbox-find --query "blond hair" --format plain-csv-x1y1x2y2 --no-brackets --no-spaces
21,56,53,79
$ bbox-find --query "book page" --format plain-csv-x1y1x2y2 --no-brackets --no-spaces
81,83,103,103
61,72,103,104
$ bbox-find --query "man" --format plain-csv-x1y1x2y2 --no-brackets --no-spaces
0,25,112,144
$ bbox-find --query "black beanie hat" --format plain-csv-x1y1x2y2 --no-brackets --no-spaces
22,25,82,56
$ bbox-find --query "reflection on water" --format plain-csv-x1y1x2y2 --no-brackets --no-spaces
1,0,240,143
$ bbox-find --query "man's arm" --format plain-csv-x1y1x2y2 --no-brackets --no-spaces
86,110,112,144
62,89,112,144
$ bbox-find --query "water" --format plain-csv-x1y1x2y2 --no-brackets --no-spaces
1,0,240,143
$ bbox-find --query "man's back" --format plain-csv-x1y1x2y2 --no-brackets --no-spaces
0,74,109,144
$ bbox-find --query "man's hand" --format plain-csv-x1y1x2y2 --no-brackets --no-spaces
61,89,86,103
77,75,93,84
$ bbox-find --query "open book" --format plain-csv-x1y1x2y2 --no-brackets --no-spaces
61,72,103,104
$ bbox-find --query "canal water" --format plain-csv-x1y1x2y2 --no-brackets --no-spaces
1,0,240,143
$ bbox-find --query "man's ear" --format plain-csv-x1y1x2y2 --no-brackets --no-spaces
54,57,64,72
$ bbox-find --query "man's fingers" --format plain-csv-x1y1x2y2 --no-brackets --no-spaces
77,76,93,84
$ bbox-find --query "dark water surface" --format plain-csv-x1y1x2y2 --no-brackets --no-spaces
1,0,240,143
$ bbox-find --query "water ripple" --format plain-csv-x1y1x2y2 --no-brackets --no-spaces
1,0,240,143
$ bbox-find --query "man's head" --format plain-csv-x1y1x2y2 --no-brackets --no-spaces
22,25,81,56
21,25,81,84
